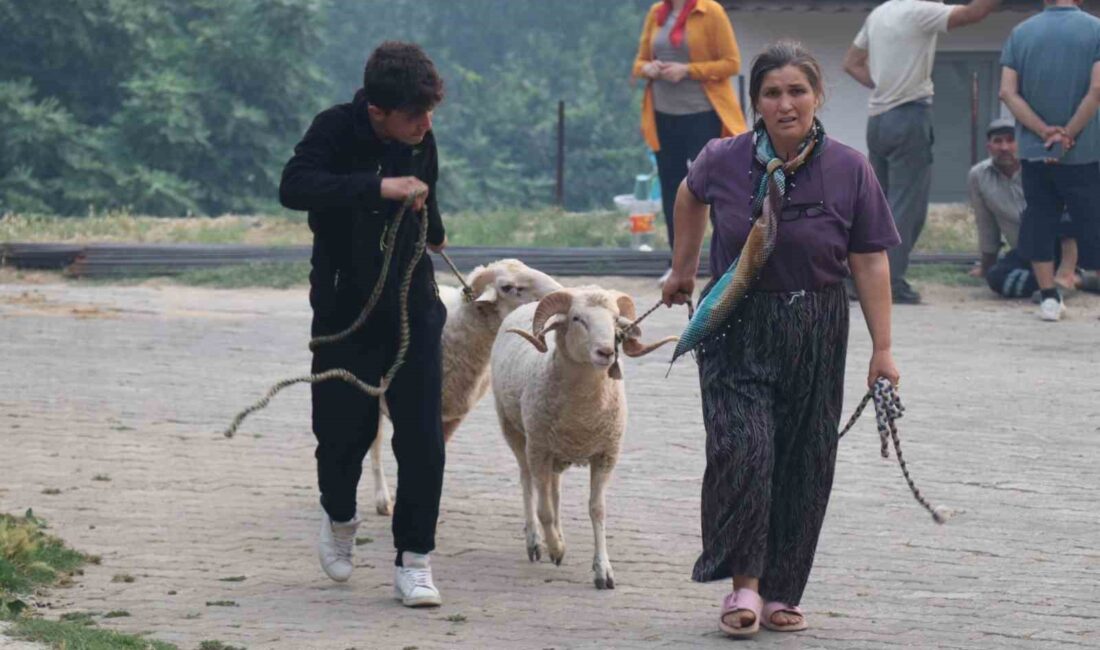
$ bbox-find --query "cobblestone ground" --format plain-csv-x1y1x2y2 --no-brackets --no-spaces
1,274,1098,650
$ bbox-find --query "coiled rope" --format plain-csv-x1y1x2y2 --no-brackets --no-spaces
839,377,953,524
225,194,429,438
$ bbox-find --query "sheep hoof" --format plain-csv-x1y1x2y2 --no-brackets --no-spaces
375,497,393,517
550,551,564,566
527,544,542,562
594,574,615,590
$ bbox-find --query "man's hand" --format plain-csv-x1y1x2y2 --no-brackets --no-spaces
659,62,690,83
661,270,694,307
381,176,429,211
967,264,985,279
428,235,447,254
1043,129,1075,163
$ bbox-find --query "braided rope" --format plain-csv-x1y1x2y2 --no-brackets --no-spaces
224,194,428,438
839,377,952,524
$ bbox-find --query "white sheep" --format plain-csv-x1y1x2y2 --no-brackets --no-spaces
369,259,562,515
490,286,676,589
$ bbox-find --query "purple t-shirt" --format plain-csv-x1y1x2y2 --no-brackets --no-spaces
686,133,900,292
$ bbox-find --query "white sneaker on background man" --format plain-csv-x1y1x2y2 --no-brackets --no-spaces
1038,295,1066,322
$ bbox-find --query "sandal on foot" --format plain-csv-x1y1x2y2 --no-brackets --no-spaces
762,601,808,632
719,588,762,638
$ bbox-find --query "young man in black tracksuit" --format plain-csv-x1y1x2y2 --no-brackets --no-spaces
279,41,447,607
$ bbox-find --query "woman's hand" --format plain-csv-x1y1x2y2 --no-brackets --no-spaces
661,270,694,307
641,61,663,80
659,62,690,83
867,349,899,389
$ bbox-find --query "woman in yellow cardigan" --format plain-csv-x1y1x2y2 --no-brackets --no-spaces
633,0,747,280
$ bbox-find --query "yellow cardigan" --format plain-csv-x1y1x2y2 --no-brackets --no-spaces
632,0,748,151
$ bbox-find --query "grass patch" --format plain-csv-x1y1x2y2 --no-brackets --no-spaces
354,536,374,546
172,261,309,289
217,575,246,583
914,204,979,254
1,510,86,603
111,573,135,583
2,510,179,648
444,614,467,623
92,474,111,482
9,618,176,649
0,211,309,246
104,610,131,618
2,204,976,252
198,641,245,650
40,489,61,496
909,263,984,287
204,600,238,607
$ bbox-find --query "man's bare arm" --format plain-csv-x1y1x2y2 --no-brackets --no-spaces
1064,60,1100,142
843,46,874,89
947,0,1001,31
999,66,1058,140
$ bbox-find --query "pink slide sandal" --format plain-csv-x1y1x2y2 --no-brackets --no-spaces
719,588,763,638
762,601,808,632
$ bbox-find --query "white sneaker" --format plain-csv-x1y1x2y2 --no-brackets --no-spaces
318,511,360,582
1039,296,1066,322
394,551,442,607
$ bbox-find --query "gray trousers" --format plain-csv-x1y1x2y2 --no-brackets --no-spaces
867,102,934,284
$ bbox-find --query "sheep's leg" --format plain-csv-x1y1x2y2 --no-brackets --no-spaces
530,452,565,566
589,456,615,590
549,469,565,557
369,414,393,516
501,420,543,561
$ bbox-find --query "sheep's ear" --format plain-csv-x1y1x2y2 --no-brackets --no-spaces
474,285,498,306
612,292,637,321
507,328,548,353
468,266,497,297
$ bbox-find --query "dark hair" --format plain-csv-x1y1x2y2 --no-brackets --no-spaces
363,41,444,113
748,41,825,117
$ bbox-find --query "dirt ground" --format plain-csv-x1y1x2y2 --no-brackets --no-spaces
1,272,1098,649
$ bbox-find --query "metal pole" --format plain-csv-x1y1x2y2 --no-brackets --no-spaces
556,100,565,207
970,72,979,166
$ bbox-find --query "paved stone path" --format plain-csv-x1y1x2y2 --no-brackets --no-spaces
1,275,1098,649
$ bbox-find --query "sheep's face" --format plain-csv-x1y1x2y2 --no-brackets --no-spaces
558,294,620,370
470,260,562,322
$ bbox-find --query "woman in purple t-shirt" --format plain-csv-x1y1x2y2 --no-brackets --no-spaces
660,42,901,637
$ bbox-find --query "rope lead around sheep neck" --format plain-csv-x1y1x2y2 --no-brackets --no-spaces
839,378,953,525
224,194,431,438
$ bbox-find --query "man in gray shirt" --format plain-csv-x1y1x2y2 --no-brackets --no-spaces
844,0,1001,304
969,118,1080,297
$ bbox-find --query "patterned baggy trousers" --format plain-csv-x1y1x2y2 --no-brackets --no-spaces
691,283,849,606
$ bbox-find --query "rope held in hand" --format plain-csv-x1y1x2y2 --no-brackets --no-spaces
224,194,430,438
839,377,952,525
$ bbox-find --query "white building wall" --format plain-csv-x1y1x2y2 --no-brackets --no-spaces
728,10,1037,154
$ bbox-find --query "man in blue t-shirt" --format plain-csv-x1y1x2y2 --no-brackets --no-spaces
999,0,1100,321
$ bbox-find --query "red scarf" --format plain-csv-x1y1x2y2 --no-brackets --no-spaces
656,0,697,49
